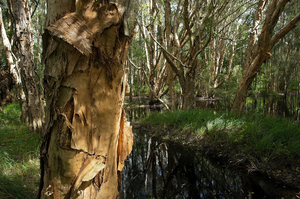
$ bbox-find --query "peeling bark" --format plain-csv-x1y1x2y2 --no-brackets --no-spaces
38,0,134,198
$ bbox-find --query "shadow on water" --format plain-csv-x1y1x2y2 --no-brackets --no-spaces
120,130,300,199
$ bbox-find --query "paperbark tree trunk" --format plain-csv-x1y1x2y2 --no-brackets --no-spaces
164,0,176,110
181,69,196,110
232,0,300,113
10,0,44,133
38,0,134,198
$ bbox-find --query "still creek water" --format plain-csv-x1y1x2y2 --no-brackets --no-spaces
120,108,300,199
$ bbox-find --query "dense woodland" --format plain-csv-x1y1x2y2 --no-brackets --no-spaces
0,0,300,198
1,0,300,119
127,0,300,114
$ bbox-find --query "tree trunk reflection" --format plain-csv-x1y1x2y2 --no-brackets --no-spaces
120,132,299,199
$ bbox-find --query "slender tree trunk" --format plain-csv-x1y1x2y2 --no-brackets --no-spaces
182,69,196,110
164,0,176,110
129,51,133,102
11,0,44,133
148,0,158,105
214,24,239,89
38,0,134,198
137,31,142,98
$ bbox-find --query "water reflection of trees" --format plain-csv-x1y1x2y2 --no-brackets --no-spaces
126,107,149,122
121,133,276,199
126,94,300,122
196,95,299,119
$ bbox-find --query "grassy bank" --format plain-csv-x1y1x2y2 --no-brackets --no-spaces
0,103,41,198
137,109,300,187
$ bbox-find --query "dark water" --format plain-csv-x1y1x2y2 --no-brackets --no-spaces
120,131,300,199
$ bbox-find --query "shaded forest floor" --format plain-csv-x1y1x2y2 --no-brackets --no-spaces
134,109,300,189
0,103,41,198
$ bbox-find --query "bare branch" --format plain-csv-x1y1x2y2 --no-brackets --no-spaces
191,18,214,67
128,58,170,110
217,2,257,34
270,13,300,48
149,32,190,69
31,0,40,18
173,0,182,28
183,0,192,47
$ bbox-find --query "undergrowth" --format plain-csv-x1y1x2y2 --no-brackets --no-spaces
0,103,41,199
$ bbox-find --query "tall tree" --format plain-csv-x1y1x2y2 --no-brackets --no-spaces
232,0,300,113
10,0,44,133
0,6,22,104
38,0,134,198
137,0,168,106
155,0,231,110
164,0,177,109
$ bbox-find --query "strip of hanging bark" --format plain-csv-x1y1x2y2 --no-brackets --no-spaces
46,13,93,56
117,109,133,171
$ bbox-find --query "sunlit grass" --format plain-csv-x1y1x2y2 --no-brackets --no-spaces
140,109,300,164
0,103,41,198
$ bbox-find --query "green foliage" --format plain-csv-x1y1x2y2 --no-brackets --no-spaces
0,103,41,198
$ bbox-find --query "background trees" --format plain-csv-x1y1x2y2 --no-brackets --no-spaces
2,0,299,119
0,0,45,133
127,0,300,114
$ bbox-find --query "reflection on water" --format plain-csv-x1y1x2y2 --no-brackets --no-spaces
120,132,300,199
126,105,163,122
126,107,149,122
196,94,300,119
